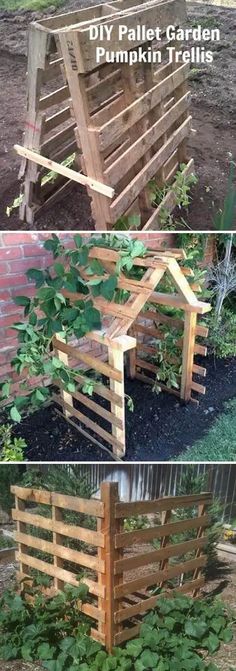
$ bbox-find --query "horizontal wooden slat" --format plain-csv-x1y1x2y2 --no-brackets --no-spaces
53,338,122,382
98,63,189,150
90,628,106,645
42,123,76,157
150,292,211,315
12,509,104,547
110,117,192,221
115,536,207,575
69,388,123,429
73,372,123,408
15,552,104,597
44,106,72,134
114,624,140,646
54,396,124,453
114,555,207,598
191,381,206,395
11,486,51,504
115,493,212,518
115,576,205,624
39,85,70,110
192,364,206,377
115,514,210,548
135,371,180,398
15,531,105,573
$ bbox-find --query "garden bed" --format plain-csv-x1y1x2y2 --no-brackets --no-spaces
6,354,236,461
0,1,235,230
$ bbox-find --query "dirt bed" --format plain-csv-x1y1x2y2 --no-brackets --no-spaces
3,354,236,461
0,1,235,231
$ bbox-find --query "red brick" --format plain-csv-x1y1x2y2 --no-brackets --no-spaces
7,258,45,273
23,244,47,257
0,302,23,316
0,363,12,377
0,275,28,289
11,286,35,299
0,247,22,261
0,290,11,301
2,233,38,245
0,262,8,273
0,314,20,328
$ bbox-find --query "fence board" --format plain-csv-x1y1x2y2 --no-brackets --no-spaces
114,555,207,598
114,536,207,574
115,493,212,517
15,531,105,572
12,510,105,547
115,515,210,548
16,552,104,597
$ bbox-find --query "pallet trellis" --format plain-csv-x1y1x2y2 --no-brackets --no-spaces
16,0,194,230
51,245,211,458
11,483,212,652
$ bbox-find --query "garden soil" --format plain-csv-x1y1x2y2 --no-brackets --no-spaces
0,1,236,230
9,354,236,461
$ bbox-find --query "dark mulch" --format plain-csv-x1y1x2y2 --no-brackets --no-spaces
6,354,236,462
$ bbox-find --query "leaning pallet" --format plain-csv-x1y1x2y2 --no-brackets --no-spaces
18,0,152,223
51,245,211,458
11,483,212,651
17,0,193,230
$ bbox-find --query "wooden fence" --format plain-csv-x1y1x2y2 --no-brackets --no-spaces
11,483,211,652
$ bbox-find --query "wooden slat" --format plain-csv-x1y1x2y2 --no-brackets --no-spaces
42,123,76,157
115,536,207,575
191,381,206,395
114,624,140,646
115,514,210,548
110,117,192,221
12,509,104,547
150,292,211,315
15,531,105,573
39,85,70,110
135,371,181,398
51,492,104,517
44,106,71,134
114,555,207,598
115,494,212,518
54,395,124,453
73,372,123,408
11,486,51,504
67,387,123,429
53,338,122,382
98,63,189,150
15,552,104,597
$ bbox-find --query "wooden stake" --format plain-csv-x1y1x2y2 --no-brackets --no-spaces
100,482,123,653
180,311,197,402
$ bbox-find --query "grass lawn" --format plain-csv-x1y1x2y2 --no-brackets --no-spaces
176,397,236,461
1,0,64,11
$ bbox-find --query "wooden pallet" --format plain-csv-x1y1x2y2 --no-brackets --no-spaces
58,0,192,230
49,244,211,457
18,0,145,223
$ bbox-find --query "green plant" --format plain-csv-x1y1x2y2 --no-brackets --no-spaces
124,515,149,531
213,159,236,230
0,534,15,550
0,424,26,462
0,234,147,423
206,307,236,358
176,398,236,462
0,465,23,515
0,586,233,671
113,215,141,230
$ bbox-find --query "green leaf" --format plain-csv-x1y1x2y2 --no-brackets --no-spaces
1,381,10,398
38,642,56,660
100,275,117,301
205,633,220,654
10,406,21,423
54,263,65,277
74,234,83,248
21,643,33,661
222,627,233,643
126,639,143,658
26,268,45,287
13,295,30,307
29,311,37,326
185,619,208,640
140,650,158,668
37,287,56,301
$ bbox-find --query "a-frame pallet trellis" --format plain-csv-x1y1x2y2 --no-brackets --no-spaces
53,246,211,458
16,0,194,231
16,0,153,224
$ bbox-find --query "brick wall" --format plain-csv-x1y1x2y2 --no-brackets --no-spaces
0,232,176,390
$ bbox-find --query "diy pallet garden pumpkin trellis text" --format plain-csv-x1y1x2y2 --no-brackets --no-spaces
52,245,211,458
11,483,212,653
15,0,193,230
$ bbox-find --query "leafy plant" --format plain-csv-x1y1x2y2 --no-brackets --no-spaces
124,516,149,531
0,234,147,423
213,159,236,230
206,307,236,358
0,424,26,462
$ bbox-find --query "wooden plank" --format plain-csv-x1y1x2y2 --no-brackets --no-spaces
181,312,197,402
135,371,181,398
52,504,64,591
115,536,208,575
114,624,140,646
73,372,123,407
150,292,211,315
114,555,207,598
15,531,105,572
115,494,212,518
61,386,123,429
115,514,210,548
15,552,104,597
12,509,104,547
108,346,125,458
191,381,206,395
110,117,192,221
11,486,51,504
51,492,104,517
39,84,70,110
44,106,71,134
14,144,115,198
192,364,206,377
104,93,190,186
100,482,122,653
54,395,125,452
98,63,189,151
41,123,76,157
53,338,122,382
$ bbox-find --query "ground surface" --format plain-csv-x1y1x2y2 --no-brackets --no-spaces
0,548,236,670
6,354,236,461
0,1,235,230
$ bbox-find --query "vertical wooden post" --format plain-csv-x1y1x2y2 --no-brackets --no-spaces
52,503,64,591
159,508,172,587
127,327,136,379
180,311,197,402
108,346,126,458
192,502,207,598
100,482,122,653
53,334,73,417
15,495,29,578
